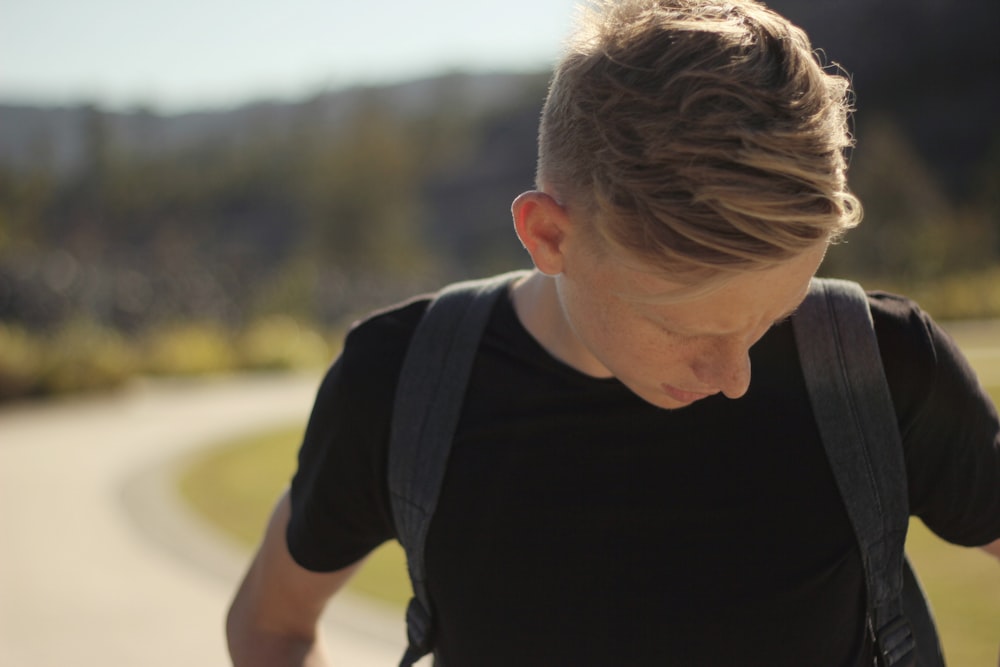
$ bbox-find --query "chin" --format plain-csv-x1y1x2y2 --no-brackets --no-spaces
627,384,704,411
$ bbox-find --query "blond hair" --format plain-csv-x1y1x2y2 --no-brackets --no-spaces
537,0,861,280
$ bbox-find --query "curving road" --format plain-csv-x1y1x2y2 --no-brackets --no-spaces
0,373,417,667
0,321,994,667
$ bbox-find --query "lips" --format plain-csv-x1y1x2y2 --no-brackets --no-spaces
661,384,716,404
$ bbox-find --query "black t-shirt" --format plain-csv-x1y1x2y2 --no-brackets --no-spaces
288,284,1000,666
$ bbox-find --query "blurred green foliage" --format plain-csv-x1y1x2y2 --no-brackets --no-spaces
882,266,1000,321
0,323,44,400
1,73,998,402
822,113,999,294
0,317,337,400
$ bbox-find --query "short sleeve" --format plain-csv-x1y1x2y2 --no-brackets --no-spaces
286,298,427,571
871,293,1000,547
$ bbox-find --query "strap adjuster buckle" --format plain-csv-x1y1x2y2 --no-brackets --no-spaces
875,615,915,667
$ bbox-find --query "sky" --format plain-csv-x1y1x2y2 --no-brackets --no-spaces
1,0,579,113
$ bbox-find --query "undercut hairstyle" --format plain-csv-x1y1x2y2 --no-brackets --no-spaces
537,0,862,281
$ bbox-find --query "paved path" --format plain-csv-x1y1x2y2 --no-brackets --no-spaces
0,373,419,667
0,325,994,667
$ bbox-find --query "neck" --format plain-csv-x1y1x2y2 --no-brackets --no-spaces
509,270,611,378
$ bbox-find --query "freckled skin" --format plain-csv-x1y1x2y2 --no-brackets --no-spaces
549,245,826,409
510,190,828,410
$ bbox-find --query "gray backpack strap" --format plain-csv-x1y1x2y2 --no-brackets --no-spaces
792,277,943,667
389,270,529,667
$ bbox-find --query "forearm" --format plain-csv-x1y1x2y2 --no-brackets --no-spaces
226,564,327,667
226,615,328,667
980,538,1000,561
226,491,360,667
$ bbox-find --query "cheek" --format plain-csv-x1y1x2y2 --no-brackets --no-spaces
603,318,694,377
572,298,645,369
559,282,700,380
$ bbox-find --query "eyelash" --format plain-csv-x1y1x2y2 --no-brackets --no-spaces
658,316,791,340
656,322,699,340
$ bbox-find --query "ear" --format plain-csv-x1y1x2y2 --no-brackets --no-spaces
511,191,572,276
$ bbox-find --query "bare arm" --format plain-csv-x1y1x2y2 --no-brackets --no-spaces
226,490,361,667
981,538,1000,561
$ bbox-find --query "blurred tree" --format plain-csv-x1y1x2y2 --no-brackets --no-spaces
826,115,998,284
1,71,996,341
0,165,54,251
297,93,432,274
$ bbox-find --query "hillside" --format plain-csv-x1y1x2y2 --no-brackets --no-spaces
1,0,998,336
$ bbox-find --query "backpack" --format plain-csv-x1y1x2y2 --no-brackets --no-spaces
388,272,944,667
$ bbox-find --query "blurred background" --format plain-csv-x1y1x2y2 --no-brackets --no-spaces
1,1,998,665
1,0,998,398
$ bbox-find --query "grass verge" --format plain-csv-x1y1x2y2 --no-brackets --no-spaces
905,519,1000,666
179,388,999,661
177,425,411,607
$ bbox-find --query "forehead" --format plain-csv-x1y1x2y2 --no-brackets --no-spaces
604,244,827,331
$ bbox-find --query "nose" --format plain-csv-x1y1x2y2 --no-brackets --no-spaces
692,339,752,399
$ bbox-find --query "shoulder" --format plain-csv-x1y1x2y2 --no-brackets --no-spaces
288,294,434,568
337,271,522,379
345,294,431,352
867,290,935,352
865,289,1000,544
336,295,431,384
306,295,432,449
867,291,938,379
865,290,953,424
865,290,978,411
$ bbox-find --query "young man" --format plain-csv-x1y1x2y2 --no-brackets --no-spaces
227,1,1000,665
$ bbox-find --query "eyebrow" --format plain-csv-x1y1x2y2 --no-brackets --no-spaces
629,283,811,336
